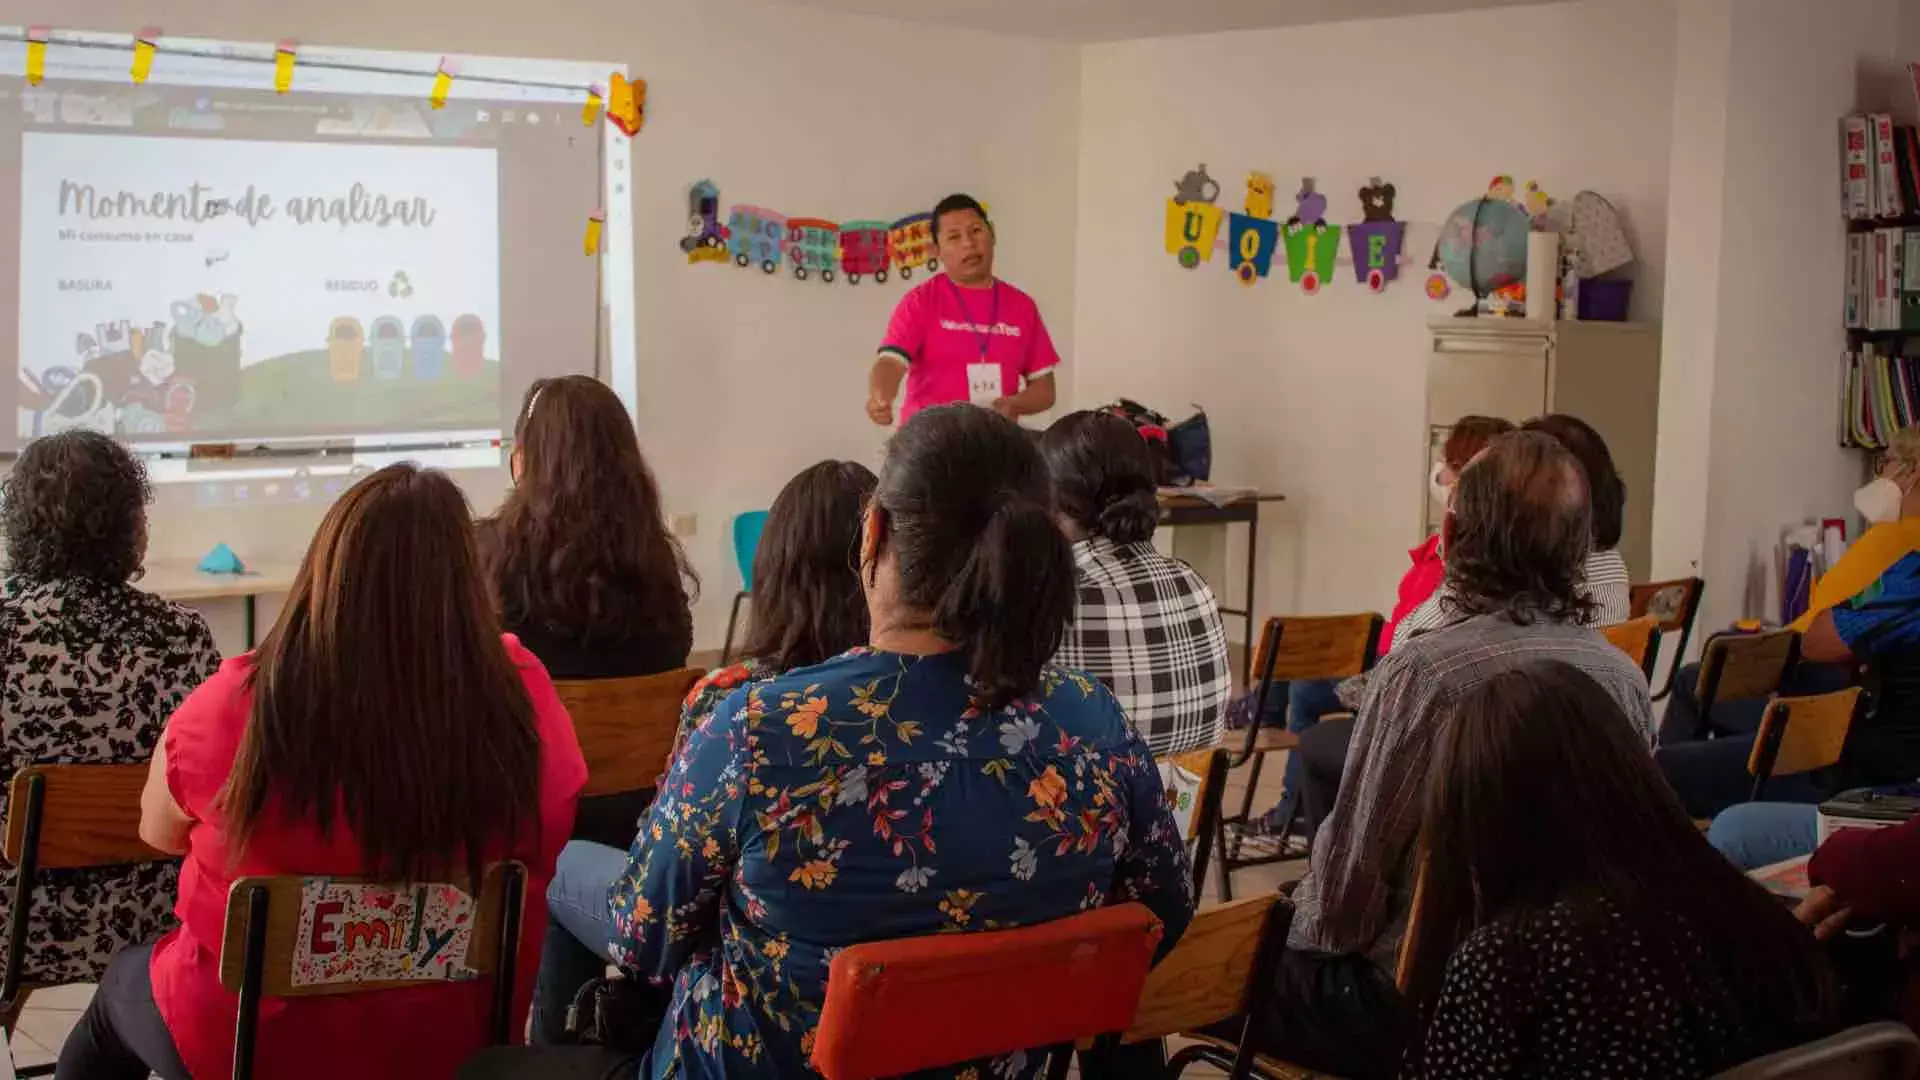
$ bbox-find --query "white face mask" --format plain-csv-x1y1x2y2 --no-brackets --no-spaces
1855,476,1907,524
1429,461,1451,506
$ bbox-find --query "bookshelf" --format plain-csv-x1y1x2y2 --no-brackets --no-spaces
1841,111,1920,450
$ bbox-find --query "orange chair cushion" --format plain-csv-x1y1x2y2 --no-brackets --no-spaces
810,903,1163,1080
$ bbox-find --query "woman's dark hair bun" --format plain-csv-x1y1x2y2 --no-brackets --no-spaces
1041,411,1160,545
1093,487,1159,545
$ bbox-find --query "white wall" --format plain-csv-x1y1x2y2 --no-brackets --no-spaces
1648,0,1731,591
1072,0,1676,620
18,0,1083,653
1652,0,1898,634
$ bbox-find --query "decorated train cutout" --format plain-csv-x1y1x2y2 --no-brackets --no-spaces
684,181,953,287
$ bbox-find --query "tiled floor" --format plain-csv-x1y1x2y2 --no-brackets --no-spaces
7,750,1299,1075
11,980,92,1071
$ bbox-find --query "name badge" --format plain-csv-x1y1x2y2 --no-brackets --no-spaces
967,362,1003,406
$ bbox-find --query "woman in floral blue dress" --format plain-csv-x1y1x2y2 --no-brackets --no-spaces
467,405,1192,1080
528,459,877,1042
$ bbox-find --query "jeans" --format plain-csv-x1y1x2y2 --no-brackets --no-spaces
1255,679,1346,829
1659,660,1752,744
533,840,631,1045
1655,660,1853,818
55,943,190,1080
1656,737,1826,819
1658,658,1853,745
1709,802,1820,871
1297,717,1358,837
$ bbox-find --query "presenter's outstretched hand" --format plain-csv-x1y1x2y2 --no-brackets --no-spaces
867,393,895,427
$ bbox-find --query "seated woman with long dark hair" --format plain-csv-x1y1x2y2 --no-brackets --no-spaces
1399,661,1835,1079
479,375,697,680
529,459,876,1043
676,460,878,747
58,465,588,1080
466,405,1193,1079
479,375,697,847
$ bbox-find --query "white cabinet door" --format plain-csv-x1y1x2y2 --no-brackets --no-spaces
1426,333,1551,426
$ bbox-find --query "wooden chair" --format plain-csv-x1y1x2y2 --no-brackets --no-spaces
1691,630,1800,741
1601,616,1664,682
1747,687,1865,803
809,902,1162,1080
553,668,705,797
1710,1020,1920,1079
1631,576,1706,701
1167,748,1228,897
1,764,169,1076
219,862,527,1080
1216,614,1383,902
1087,894,1326,1080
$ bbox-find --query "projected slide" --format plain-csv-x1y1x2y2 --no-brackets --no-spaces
22,134,501,441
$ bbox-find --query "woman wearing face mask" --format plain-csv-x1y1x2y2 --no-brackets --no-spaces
1666,429,1920,859
1240,415,1512,840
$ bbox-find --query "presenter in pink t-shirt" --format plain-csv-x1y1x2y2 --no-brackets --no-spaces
865,194,1061,426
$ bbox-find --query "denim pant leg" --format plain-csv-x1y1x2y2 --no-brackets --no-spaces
1279,678,1346,801
1656,735,1826,819
1708,803,1821,871
1658,662,1706,744
532,840,632,1045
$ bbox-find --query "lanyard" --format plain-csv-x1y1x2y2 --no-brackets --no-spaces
946,277,1001,362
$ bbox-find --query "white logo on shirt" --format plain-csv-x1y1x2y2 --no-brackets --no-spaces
939,319,1023,338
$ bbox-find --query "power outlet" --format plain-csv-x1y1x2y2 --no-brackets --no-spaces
671,513,698,537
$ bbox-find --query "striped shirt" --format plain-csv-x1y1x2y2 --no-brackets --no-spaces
1288,613,1656,966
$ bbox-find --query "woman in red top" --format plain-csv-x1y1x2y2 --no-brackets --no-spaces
1245,415,1512,837
56,464,587,1080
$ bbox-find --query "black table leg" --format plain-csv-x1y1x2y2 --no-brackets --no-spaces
244,594,256,650
1242,511,1259,680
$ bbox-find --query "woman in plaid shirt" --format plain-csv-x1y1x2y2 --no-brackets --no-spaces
1043,411,1232,758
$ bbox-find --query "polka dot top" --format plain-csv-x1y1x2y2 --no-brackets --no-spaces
1404,898,1771,1079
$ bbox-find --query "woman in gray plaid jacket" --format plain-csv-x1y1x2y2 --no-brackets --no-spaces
1043,411,1232,759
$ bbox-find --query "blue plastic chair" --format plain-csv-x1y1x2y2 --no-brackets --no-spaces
721,511,769,664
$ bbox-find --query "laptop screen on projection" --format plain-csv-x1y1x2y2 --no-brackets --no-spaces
0,32,630,493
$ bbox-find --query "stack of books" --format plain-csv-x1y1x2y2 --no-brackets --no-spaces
1840,342,1920,448
1842,113,1918,222
1844,227,1920,331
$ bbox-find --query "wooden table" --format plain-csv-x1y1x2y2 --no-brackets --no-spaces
1157,489,1286,679
140,560,299,649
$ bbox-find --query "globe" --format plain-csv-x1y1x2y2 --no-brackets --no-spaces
1435,197,1531,296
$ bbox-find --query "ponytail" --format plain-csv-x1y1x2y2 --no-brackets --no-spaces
931,498,1075,710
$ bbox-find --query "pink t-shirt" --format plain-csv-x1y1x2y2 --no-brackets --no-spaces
149,637,586,1080
880,274,1061,423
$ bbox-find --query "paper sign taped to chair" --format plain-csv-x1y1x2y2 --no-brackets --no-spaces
291,879,481,987
1157,761,1201,840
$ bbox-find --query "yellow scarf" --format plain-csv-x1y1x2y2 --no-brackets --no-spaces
1787,519,1920,632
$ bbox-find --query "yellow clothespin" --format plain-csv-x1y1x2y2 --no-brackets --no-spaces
25,26,48,87
273,39,297,94
582,84,603,127
584,207,605,256
130,27,159,84
430,57,455,110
